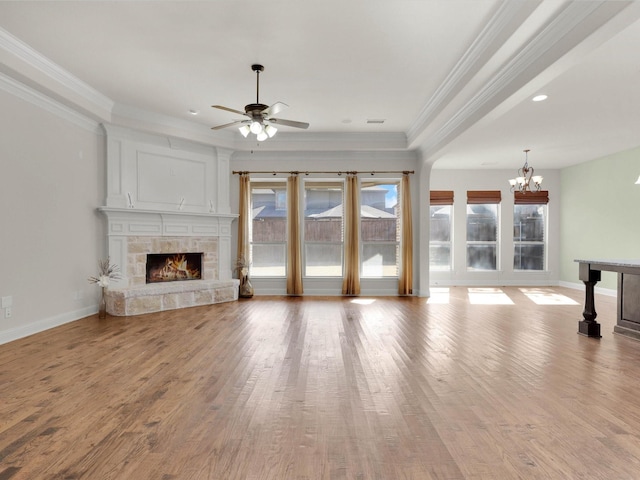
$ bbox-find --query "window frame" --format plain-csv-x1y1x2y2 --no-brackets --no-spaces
303,180,345,278
466,191,501,272
429,190,454,271
360,180,400,278
513,196,548,272
249,180,288,278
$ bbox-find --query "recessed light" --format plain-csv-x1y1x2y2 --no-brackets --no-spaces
189,109,199,115
366,119,385,124
532,94,548,102
341,118,352,124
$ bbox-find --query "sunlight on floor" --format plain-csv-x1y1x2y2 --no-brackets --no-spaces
350,298,376,305
427,287,450,304
468,287,514,305
520,288,580,305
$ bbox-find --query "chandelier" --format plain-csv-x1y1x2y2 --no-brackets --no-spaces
509,149,543,193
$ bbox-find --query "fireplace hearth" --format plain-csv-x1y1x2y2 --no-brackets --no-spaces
146,253,203,283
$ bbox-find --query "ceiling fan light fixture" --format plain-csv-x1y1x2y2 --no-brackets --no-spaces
238,125,250,137
250,120,263,135
265,124,277,138
211,64,308,139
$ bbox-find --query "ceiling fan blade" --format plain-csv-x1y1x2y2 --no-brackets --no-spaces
269,117,309,129
264,101,288,117
211,105,248,116
211,120,244,130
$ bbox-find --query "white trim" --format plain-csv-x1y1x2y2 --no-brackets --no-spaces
0,72,101,133
418,1,618,157
0,305,96,346
558,280,617,297
408,0,537,143
0,26,114,114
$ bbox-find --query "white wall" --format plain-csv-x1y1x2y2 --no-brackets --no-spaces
430,167,561,286
0,81,105,344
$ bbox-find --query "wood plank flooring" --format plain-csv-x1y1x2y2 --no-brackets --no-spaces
2,286,640,479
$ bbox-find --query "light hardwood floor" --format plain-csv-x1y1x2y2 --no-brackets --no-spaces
1,287,640,479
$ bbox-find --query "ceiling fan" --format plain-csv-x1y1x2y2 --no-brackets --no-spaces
211,64,309,141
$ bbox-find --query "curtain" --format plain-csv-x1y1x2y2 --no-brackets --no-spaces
398,173,413,295
286,174,303,295
342,174,361,295
236,173,251,273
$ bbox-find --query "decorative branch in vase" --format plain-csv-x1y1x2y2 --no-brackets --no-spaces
236,255,254,298
88,258,122,319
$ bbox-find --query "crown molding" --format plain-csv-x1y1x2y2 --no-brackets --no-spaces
243,131,409,152
0,27,114,116
0,71,101,133
418,0,631,158
407,0,542,144
231,148,418,164
111,102,409,153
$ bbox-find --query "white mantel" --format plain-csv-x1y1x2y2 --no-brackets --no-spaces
99,207,237,288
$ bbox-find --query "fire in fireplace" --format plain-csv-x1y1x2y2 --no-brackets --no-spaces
146,253,203,283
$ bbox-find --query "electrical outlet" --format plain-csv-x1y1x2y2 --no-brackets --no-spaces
5,307,12,319
1,296,12,308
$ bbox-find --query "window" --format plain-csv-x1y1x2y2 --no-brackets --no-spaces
304,181,344,276
360,182,399,277
429,190,453,271
513,191,548,271
467,191,501,271
250,182,287,277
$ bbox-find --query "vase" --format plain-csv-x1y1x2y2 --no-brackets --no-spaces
99,287,107,319
239,275,254,298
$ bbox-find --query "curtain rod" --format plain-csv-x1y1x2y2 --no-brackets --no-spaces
233,170,414,176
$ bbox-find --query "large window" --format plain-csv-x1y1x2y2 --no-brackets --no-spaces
304,182,344,276
360,182,399,277
513,191,548,271
467,191,501,271
429,191,453,271
250,182,287,277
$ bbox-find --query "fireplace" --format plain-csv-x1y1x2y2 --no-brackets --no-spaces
146,253,203,283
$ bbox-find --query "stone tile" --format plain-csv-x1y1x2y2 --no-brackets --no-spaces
128,295,162,315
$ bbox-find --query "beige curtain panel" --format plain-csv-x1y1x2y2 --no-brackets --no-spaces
342,174,361,295
398,173,413,295
286,175,304,295
237,173,251,271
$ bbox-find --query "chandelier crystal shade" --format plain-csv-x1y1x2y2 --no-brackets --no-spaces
509,149,543,193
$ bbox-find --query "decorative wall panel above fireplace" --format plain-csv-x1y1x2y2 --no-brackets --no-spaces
101,123,233,214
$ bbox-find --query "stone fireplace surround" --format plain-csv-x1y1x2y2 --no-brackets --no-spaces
99,208,239,316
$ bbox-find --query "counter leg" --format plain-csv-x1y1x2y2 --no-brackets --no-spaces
578,264,601,338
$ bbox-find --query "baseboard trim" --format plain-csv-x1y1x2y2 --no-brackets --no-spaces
558,280,617,297
0,305,96,346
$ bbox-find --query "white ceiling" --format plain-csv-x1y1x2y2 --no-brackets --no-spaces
1,0,639,170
